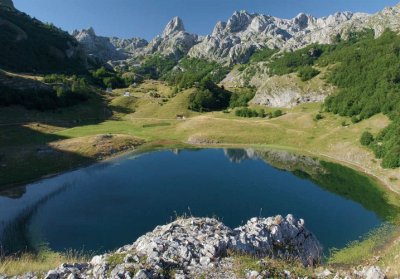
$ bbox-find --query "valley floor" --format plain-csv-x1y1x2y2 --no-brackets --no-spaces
1,80,400,277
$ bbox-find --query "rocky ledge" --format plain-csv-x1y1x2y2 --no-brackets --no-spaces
2,215,387,279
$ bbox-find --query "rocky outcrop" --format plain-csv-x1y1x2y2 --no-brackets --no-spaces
1,216,388,279
72,28,129,63
143,17,200,60
73,3,400,66
109,37,148,55
188,4,400,64
232,216,323,266
188,10,364,64
222,67,334,108
3,216,323,278
74,17,199,64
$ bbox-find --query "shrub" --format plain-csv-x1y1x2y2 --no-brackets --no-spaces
268,44,328,75
188,79,231,112
297,66,320,81
229,88,256,108
235,108,266,118
164,57,229,88
314,113,324,121
249,48,278,63
351,115,360,124
360,131,374,146
381,147,400,168
91,67,126,89
272,110,283,118
134,55,177,80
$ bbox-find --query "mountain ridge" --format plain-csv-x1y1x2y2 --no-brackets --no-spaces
73,2,400,66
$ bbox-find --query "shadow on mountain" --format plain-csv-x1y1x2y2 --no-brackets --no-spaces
0,95,114,195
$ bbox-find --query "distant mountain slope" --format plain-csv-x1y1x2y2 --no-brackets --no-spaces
72,27,130,64
189,3,400,64
74,2,400,66
73,17,199,65
0,1,88,73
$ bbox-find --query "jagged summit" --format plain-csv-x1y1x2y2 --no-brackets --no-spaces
72,2,400,65
162,16,185,37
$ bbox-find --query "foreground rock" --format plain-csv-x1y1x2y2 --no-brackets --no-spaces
5,215,321,278
3,215,388,278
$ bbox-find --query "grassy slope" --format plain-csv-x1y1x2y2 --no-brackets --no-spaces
1,80,400,275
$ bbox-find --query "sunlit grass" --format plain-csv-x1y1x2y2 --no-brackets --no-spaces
0,248,89,276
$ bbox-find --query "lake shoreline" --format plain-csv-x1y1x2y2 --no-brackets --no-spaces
1,142,400,276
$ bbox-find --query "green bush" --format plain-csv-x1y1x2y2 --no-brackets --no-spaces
381,147,400,168
134,55,177,80
351,115,360,124
164,57,229,88
297,66,320,81
91,67,126,89
268,44,329,75
360,131,374,146
249,48,278,63
314,113,324,121
188,79,231,112
272,110,283,118
229,88,256,108
0,83,89,111
235,108,265,118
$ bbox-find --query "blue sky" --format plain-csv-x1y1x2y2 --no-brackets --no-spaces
13,0,400,40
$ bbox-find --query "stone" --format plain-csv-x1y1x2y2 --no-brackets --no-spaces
232,215,323,266
162,17,185,37
246,270,260,278
357,266,386,279
2,216,360,279
317,269,333,278
199,256,211,266
133,270,150,279
44,271,58,279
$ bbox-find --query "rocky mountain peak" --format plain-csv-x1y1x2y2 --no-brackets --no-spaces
212,21,227,36
293,13,314,29
73,27,96,39
162,16,185,37
226,10,254,32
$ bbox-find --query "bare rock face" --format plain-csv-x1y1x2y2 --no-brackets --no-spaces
188,10,366,64
10,216,322,279
189,4,400,64
109,37,148,55
143,17,200,60
232,215,323,266
3,216,389,279
74,3,400,66
73,27,128,63
162,16,185,37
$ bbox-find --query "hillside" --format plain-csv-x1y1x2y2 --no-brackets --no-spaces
0,3,88,73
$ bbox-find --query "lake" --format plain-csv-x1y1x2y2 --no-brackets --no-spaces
0,148,394,255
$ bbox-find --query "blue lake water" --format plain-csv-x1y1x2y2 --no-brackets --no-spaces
0,148,389,255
